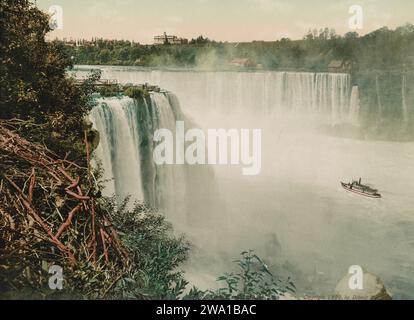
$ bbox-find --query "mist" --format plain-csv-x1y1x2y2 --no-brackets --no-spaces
87,66,414,299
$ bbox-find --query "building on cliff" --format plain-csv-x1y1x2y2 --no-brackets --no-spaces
154,32,188,45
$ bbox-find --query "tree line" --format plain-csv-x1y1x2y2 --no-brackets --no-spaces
64,24,414,72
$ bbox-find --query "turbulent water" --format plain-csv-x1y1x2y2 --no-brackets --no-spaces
82,66,414,299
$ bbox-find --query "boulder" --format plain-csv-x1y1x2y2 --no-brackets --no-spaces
335,268,392,300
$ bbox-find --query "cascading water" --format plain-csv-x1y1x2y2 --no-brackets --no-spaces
402,74,408,126
90,97,144,202
90,91,217,225
278,72,350,120
77,68,353,127
348,86,360,126
375,75,383,119
149,92,187,217
90,93,186,210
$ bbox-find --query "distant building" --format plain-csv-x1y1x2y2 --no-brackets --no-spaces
229,58,257,68
328,60,352,73
154,32,188,45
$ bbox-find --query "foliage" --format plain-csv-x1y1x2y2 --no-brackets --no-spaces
97,84,122,97
185,251,296,300
0,187,189,300
0,0,189,301
0,0,100,158
189,35,214,45
94,83,150,99
123,85,150,99
66,24,414,72
99,197,190,299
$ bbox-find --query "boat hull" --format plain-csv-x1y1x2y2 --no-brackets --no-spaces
341,182,381,198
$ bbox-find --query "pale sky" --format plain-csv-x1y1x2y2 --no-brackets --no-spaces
35,0,414,44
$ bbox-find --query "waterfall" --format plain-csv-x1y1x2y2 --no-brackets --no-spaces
90,94,180,208
375,75,383,119
149,92,188,215
402,74,408,126
348,86,360,126
88,68,352,126
90,91,216,224
90,97,144,202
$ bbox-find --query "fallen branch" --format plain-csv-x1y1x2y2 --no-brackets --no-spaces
2,174,75,262
28,167,36,203
55,203,83,238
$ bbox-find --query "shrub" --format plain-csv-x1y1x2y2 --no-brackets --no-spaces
185,251,296,300
101,197,190,299
123,86,149,99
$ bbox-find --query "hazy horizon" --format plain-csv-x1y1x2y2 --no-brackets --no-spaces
35,0,414,44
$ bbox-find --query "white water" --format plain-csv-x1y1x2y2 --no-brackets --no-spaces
349,86,360,126
375,75,383,119
402,75,409,126
90,92,217,226
90,97,144,201
95,68,352,125
83,66,414,299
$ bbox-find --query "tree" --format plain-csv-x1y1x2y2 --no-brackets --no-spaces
0,1,191,300
0,0,97,157
0,1,92,121
344,32,359,39
190,35,211,45
304,29,314,41
98,48,111,63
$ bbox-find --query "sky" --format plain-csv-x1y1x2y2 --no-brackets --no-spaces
35,0,414,44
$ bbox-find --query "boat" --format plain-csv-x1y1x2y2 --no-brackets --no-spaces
340,178,381,198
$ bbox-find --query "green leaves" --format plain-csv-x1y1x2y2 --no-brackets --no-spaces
123,85,150,99
104,198,190,299
196,250,296,300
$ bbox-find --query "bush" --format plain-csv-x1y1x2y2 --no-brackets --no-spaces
101,197,190,299
185,251,296,300
97,84,122,97
123,86,149,99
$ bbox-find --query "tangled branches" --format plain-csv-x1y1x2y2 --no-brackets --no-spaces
0,122,128,296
